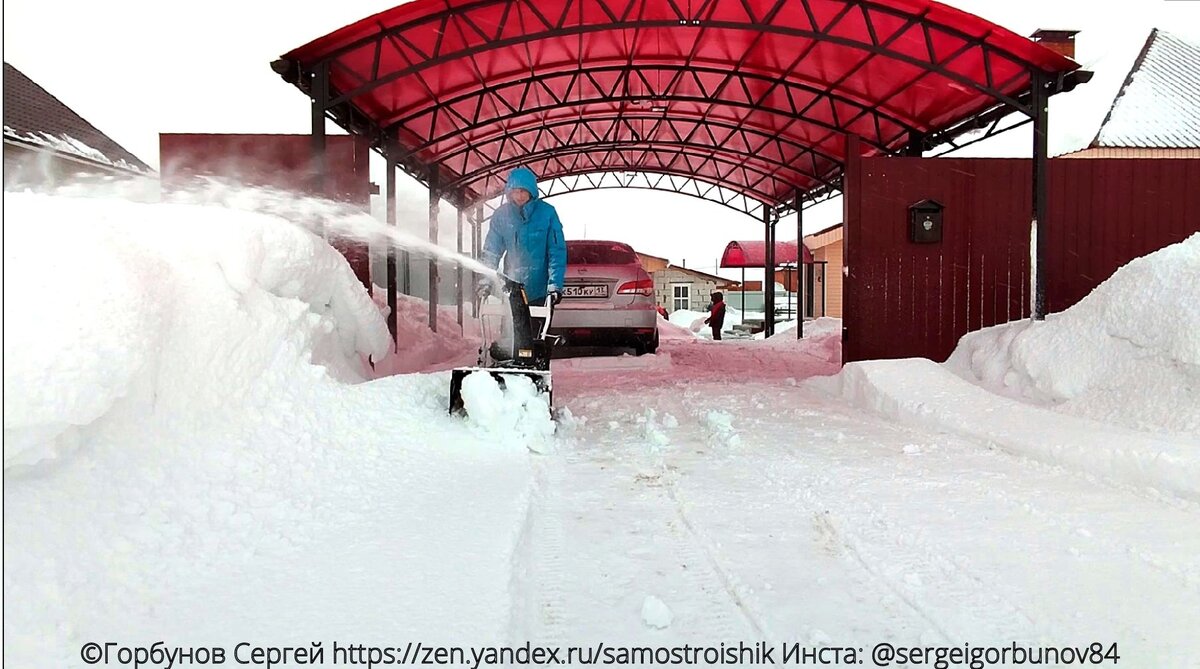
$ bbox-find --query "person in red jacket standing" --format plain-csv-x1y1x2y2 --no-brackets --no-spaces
704,291,726,341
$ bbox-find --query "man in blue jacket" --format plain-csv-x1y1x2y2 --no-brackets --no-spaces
481,166,567,306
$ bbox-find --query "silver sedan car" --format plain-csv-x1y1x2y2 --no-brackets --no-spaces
549,240,659,354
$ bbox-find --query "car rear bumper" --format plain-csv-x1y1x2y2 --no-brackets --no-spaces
549,306,657,346
550,306,657,329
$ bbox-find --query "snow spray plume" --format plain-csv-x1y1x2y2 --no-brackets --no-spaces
163,177,501,281
7,171,500,283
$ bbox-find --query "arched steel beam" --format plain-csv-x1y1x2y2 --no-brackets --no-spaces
444,140,838,202
495,170,781,220
390,90,897,167
432,113,844,181
380,62,926,139
381,66,905,157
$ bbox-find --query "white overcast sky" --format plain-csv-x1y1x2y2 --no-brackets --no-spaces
5,0,1199,278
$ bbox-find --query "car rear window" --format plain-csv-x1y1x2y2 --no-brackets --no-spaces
567,244,638,265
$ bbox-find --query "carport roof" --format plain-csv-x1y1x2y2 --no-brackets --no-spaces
277,0,1084,208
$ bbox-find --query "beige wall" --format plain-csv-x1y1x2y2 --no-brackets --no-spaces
654,268,718,313
804,226,844,318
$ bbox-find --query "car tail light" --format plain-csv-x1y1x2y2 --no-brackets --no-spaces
617,278,654,296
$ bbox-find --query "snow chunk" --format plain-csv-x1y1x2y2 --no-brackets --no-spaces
641,595,673,629
703,410,742,447
459,372,555,452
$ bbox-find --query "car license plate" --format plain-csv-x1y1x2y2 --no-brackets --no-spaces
564,284,608,298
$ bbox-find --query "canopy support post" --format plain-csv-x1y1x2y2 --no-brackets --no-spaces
385,141,399,348
763,205,776,338
1031,70,1050,321
795,189,805,339
473,204,484,318
429,171,440,332
310,61,328,199
457,206,465,330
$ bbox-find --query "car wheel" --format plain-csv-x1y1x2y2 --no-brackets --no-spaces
635,330,659,356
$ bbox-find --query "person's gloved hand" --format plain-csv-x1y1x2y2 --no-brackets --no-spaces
547,290,562,306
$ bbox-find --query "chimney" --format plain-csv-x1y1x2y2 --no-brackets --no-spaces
1031,29,1080,60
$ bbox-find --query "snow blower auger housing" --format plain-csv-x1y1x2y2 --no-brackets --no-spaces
449,275,555,416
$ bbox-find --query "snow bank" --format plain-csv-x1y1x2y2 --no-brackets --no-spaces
814,359,1200,502
668,309,709,332
3,190,390,468
657,314,701,340
813,237,1200,501
759,316,842,340
4,186,537,665
946,234,1200,435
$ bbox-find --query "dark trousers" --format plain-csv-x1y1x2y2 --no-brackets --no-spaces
711,326,722,341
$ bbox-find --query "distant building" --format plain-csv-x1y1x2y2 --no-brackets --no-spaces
1061,29,1200,159
635,251,728,313
803,223,843,318
4,62,152,185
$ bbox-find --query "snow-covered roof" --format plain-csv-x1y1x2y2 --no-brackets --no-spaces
1093,30,1200,149
3,62,152,174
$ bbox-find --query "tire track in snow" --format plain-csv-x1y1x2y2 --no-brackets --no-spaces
661,472,774,642
762,433,1049,644
507,459,573,645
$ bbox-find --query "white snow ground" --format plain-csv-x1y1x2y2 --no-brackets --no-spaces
5,186,1199,667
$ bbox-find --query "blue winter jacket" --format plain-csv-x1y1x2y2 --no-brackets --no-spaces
482,167,567,302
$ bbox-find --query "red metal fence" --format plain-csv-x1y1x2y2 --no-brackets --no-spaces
844,156,1199,363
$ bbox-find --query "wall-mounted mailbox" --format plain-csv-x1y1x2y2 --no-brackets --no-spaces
908,199,943,243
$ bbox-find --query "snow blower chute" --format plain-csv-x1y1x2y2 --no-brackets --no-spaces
449,275,555,416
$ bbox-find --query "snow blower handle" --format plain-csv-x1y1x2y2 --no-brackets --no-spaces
529,301,554,339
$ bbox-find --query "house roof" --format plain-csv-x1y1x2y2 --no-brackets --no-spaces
635,250,671,265
3,62,152,174
804,221,844,238
659,264,729,284
1092,30,1200,149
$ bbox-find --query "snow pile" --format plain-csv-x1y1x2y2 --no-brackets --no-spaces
668,306,756,339
4,190,390,468
369,289,481,375
946,234,1200,435
4,186,537,666
668,308,709,332
657,313,702,340
760,316,842,340
814,236,1200,501
747,317,843,365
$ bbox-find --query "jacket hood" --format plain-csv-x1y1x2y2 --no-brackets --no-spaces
505,167,539,198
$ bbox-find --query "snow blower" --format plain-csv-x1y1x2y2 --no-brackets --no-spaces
449,275,555,416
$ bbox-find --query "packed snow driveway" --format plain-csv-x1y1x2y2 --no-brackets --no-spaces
6,189,1198,668
536,364,1200,665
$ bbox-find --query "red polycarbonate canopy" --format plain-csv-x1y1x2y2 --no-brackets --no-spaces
281,0,1080,206
721,240,813,267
